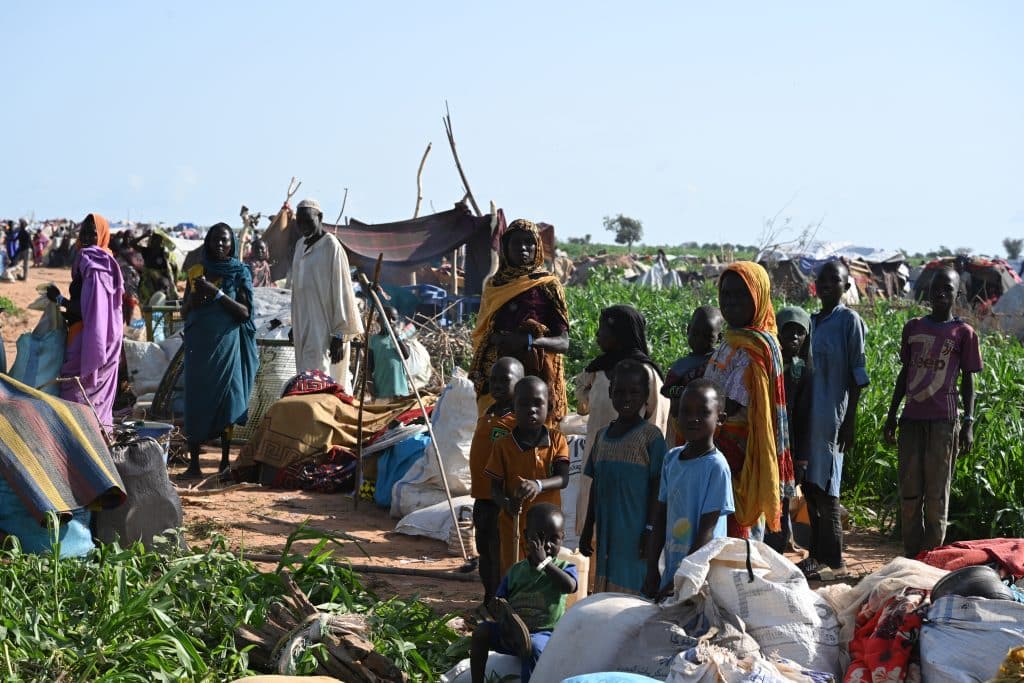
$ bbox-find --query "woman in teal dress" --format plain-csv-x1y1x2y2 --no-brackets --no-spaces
580,359,668,594
182,223,258,476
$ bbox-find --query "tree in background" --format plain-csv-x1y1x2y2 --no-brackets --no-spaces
1003,237,1023,261
603,214,643,252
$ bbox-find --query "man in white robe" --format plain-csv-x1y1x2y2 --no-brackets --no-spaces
289,198,363,393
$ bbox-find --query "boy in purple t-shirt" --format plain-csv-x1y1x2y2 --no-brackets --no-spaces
884,267,982,558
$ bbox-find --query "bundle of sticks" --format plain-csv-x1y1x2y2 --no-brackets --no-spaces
412,320,473,385
236,572,407,682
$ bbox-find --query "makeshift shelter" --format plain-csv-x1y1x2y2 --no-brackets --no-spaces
570,253,648,286
758,258,810,301
326,202,494,296
989,282,1024,340
636,251,683,289
758,240,910,300
915,257,1021,308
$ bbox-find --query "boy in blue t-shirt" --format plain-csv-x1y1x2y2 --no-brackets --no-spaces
644,379,734,600
470,502,577,683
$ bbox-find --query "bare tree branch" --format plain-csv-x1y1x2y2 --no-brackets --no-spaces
413,143,432,218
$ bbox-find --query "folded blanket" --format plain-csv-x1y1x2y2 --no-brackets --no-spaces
0,375,125,523
917,538,1024,578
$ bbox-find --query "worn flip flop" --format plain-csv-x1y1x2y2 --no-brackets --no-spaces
804,564,851,582
491,597,531,659
796,557,822,575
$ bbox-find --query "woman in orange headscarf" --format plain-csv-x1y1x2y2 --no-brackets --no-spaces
469,219,569,424
46,213,124,427
703,261,793,538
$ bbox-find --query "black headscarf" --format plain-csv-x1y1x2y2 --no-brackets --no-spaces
584,304,663,378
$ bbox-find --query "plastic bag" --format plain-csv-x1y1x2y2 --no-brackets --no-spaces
9,301,65,395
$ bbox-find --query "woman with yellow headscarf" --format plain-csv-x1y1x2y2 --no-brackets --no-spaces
469,219,569,424
704,261,794,538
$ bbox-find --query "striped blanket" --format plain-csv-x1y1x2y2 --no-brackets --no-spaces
0,375,125,523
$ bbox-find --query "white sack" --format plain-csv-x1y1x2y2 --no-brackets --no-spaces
670,537,841,677
394,496,474,543
530,593,703,681
441,654,520,683
406,338,433,390
390,373,476,517
560,435,585,551
921,595,1024,683
123,334,183,396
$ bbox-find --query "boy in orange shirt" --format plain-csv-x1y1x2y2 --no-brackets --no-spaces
470,357,525,608
486,376,570,576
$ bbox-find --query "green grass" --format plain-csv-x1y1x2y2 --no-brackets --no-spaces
0,526,463,682
562,268,1024,541
0,296,21,316
556,240,757,262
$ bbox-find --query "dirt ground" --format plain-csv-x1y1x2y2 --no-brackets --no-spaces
0,266,72,363
1,268,905,619
170,446,904,617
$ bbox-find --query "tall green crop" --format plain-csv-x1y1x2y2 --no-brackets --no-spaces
0,528,462,681
564,271,1024,541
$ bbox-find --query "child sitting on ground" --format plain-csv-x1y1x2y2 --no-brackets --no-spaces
368,306,411,399
661,306,724,446
579,359,667,594
644,380,735,599
486,376,570,576
470,503,578,683
469,357,525,610
884,266,981,558
765,305,811,553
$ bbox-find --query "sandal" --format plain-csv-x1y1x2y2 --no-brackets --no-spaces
804,564,851,583
796,557,822,575
490,597,531,659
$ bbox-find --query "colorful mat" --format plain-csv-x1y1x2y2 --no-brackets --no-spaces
0,374,125,522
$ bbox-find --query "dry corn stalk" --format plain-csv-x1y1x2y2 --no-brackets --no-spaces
236,571,407,682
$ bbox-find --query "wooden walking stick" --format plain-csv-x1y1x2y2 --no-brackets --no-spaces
359,272,474,566
352,254,384,509
512,508,521,563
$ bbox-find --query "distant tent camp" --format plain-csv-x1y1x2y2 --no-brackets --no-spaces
758,240,910,301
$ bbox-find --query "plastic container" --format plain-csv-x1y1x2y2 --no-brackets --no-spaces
559,546,590,608
124,421,174,464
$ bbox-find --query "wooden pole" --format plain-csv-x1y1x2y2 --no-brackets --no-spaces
353,254,384,509
443,102,482,217
413,143,432,219
244,554,478,582
285,176,302,204
451,248,459,297
359,272,470,561
335,187,349,225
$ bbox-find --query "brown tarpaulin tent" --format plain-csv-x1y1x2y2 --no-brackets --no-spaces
262,201,494,295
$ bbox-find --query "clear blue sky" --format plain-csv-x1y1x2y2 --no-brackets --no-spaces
2,2,1021,256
